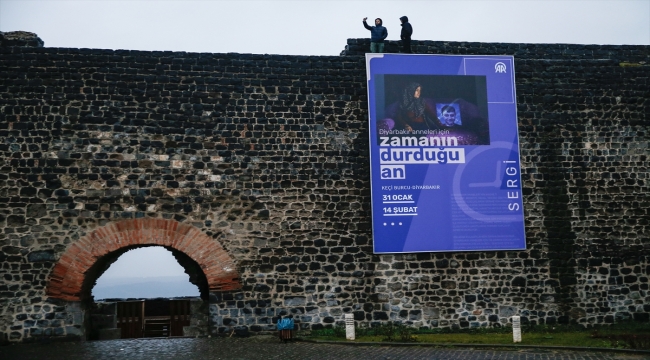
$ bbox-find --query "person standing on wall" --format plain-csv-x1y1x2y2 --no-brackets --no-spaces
363,17,388,53
400,16,413,53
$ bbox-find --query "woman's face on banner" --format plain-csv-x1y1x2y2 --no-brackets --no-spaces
414,86,421,99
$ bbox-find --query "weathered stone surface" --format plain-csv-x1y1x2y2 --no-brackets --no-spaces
341,38,649,62
27,250,55,262
499,306,518,318
423,306,440,320
284,297,306,307
0,31,44,47
183,326,203,337
26,204,47,218
97,328,121,340
0,38,648,343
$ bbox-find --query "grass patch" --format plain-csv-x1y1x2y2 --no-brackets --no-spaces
307,321,650,350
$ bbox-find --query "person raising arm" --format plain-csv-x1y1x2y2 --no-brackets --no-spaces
363,17,388,53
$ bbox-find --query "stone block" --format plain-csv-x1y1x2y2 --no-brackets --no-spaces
499,306,518,318
284,297,306,307
0,31,44,47
65,326,83,337
27,251,56,263
98,328,121,340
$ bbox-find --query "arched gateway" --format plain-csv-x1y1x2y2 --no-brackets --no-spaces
47,219,241,302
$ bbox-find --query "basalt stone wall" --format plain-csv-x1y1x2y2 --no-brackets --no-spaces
0,31,44,48
341,38,649,62
0,39,648,343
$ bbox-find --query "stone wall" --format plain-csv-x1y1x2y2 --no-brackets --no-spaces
341,38,649,62
0,31,44,48
0,38,648,342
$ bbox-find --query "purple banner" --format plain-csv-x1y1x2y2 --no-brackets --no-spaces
366,54,525,253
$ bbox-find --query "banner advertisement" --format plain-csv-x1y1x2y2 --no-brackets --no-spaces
366,54,525,254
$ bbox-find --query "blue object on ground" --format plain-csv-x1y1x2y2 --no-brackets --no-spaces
277,318,294,330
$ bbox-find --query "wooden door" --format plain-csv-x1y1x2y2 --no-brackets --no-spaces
169,300,191,337
116,301,144,339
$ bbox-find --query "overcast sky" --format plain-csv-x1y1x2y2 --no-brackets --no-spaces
1,0,649,56
99,247,186,278
2,0,649,291
92,247,199,298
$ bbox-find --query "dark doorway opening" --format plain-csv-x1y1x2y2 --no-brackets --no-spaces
91,298,204,340
86,246,210,340
113,299,192,338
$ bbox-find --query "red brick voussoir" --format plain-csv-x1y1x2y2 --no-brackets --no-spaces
46,219,241,301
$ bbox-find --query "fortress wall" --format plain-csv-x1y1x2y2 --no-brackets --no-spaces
341,38,649,61
0,40,648,342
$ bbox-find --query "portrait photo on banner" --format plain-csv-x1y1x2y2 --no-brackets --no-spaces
375,75,491,146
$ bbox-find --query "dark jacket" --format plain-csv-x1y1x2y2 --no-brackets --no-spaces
400,16,412,41
363,20,388,43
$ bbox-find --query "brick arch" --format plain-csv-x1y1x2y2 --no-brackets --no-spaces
47,219,241,301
